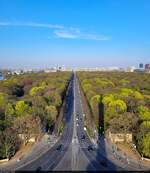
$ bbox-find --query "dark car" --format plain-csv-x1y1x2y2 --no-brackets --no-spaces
36,166,42,172
88,145,93,151
56,144,63,151
100,162,107,167
81,135,86,140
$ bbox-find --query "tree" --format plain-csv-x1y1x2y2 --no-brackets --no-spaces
29,85,47,96
86,90,96,101
82,83,92,92
142,132,150,157
5,103,15,120
102,94,115,108
3,128,20,159
13,114,42,145
15,101,30,117
45,105,57,128
10,83,24,97
136,121,150,155
109,112,139,133
32,96,46,108
136,106,150,121
108,99,127,114
0,129,20,159
44,91,62,108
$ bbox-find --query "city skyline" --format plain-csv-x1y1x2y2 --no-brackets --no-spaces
0,0,150,68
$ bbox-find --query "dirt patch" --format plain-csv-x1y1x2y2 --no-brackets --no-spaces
116,142,150,165
13,143,34,160
116,142,140,160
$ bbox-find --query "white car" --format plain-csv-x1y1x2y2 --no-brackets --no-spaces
76,118,78,121
84,127,87,131
17,158,21,162
76,123,79,126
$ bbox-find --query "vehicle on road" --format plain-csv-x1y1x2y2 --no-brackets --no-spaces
47,136,51,142
88,145,94,152
36,166,42,172
81,135,85,140
9,150,16,160
17,158,21,162
100,161,107,167
76,123,79,126
56,144,63,151
84,126,87,131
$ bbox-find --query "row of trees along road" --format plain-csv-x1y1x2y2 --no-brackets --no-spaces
0,72,72,159
77,71,150,158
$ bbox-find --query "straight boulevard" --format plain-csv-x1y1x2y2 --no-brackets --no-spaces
1,72,150,171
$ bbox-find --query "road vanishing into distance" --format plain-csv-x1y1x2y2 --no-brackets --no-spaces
1,72,150,171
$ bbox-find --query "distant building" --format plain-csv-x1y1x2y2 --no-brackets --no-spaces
145,64,150,71
134,69,146,72
139,63,144,69
124,66,136,72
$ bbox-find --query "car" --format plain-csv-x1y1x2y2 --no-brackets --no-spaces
9,150,16,160
36,166,42,172
100,162,107,167
88,145,93,151
17,158,21,162
76,118,78,121
81,135,85,140
56,144,63,151
47,137,51,142
84,126,87,131
76,123,79,126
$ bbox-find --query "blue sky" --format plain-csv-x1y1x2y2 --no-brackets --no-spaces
0,0,150,68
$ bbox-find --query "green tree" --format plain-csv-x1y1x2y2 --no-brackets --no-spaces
45,105,57,128
108,99,127,114
137,106,150,121
142,132,150,157
5,103,15,120
136,121,150,155
44,91,62,108
15,101,30,117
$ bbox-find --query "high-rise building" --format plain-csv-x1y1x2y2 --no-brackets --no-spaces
139,63,144,68
145,64,150,71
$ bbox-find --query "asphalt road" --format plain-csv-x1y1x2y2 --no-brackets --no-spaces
1,72,150,171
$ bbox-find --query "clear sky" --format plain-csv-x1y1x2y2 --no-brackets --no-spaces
0,0,150,68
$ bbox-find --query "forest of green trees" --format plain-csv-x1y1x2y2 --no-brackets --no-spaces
0,72,72,159
77,72,150,158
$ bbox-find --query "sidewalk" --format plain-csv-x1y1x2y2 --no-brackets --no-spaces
100,135,150,170
0,134,59,171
